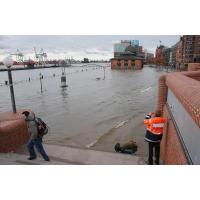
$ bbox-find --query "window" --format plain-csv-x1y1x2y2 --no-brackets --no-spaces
117,60,121,67
124,60,128,67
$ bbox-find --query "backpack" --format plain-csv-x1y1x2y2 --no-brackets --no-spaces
35,117,48,138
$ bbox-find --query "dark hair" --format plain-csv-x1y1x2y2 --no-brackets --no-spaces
155,110,162,117
114,143,121,152
22,111,30,116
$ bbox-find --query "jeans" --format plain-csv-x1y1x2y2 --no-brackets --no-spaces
27,138,49,161
148,142,160,165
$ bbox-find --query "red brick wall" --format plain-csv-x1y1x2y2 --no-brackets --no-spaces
160,106,188,165
156,75,168,115
0,111,29,152
135,60,142,70
111,59,116,69
188,63,200,71
128,60,132,69
158,71,200,164
120,60,124,69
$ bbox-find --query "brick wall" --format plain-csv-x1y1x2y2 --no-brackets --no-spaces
111,59,116,69
158,71,200,164
156,75,168,115
188,63,200,71
160,106,188,165
135,60,142,70
0,111,29,152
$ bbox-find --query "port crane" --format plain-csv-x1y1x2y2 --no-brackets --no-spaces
34,47,47,66
10,49,24,62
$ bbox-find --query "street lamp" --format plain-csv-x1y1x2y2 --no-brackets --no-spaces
3,56,17,113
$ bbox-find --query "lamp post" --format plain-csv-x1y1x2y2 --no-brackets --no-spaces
3,56,17,113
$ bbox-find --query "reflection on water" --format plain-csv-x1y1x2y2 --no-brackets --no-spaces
0,64,166,153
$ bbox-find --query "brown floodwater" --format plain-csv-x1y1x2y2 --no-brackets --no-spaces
0,64,166,156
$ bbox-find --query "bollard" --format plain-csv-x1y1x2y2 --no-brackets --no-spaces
5,80,8,85
61,72,68,87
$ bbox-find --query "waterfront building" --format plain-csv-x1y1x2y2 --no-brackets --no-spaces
176,38,183,70
182,35,195,64
162,47,171,66
111,40,143,70
175,35,200,70
155,45,165,66
193,35,200,62
170,43,177,68
146,53,155,64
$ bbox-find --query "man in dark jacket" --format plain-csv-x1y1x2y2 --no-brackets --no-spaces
114,140,138,154
22,111,50,161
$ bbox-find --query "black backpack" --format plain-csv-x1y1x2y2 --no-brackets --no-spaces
35,117,48,137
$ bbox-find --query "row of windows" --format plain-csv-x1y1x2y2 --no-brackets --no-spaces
117,60,135,67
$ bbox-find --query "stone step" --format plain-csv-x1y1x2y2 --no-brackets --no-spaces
0,144,146,165
0,153,67,165
45,144,145,165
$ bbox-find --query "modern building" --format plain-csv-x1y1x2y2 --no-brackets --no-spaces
111,40,143,70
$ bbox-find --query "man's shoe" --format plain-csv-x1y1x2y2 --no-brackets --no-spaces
145,160,153,165
44,158,50,161
27,156,36,160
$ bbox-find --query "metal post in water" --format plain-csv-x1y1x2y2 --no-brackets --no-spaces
8,69,17,113
103,66,106,80
39,73,43,93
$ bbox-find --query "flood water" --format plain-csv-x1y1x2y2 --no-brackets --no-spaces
0,64,166,156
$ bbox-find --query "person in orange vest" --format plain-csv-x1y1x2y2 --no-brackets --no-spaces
144,110,166,165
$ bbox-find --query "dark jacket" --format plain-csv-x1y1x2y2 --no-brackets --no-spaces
145,130,163,143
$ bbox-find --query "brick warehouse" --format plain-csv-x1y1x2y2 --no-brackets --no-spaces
157,67,200,164
111,40,144,70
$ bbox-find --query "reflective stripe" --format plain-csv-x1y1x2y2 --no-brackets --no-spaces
151,132,162,135
152,123,164,128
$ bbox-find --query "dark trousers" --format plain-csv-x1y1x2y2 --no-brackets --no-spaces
148,142,160,165
27,138,49,161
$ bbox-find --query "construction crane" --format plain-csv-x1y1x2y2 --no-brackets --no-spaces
10,49,24,62
34,47,47,66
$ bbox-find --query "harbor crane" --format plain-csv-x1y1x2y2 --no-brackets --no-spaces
10,49,24,62
34,47,47,66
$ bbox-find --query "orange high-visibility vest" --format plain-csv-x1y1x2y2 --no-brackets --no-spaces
144,117,166,135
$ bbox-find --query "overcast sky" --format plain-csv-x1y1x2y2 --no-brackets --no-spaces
0,35,180,61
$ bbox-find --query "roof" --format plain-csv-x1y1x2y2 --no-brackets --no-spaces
111,56,143,60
